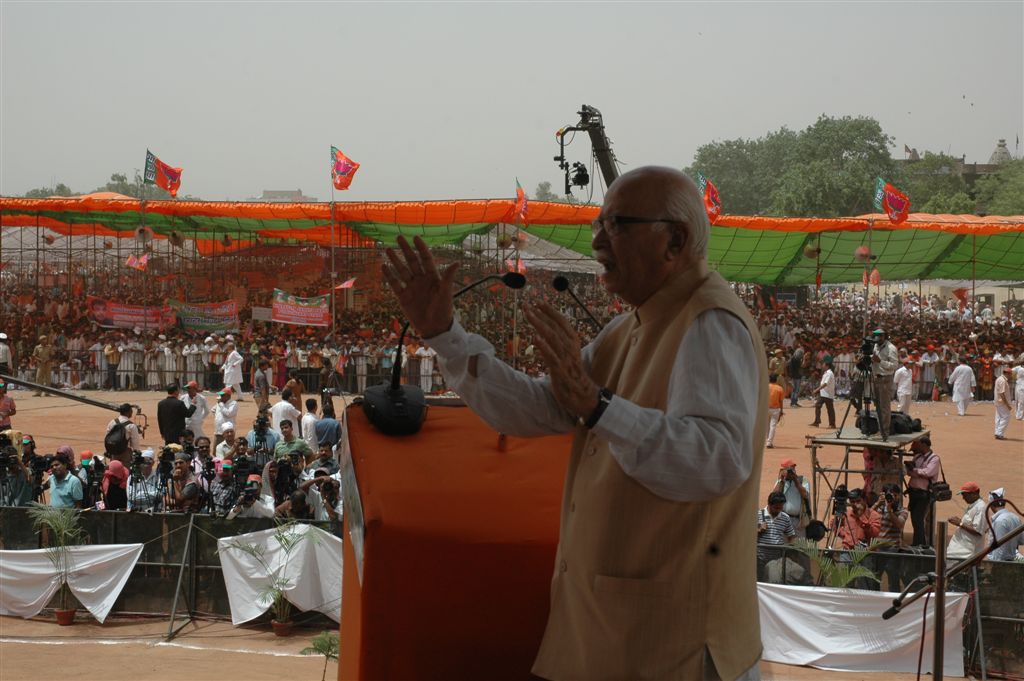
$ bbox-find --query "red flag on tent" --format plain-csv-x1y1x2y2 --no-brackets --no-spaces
335,277,357,289
330,146,360,190
505,258,527,274
697,173,722,222
862,270,869,287
144,150,182,198
952,287,969,311
872,177,910,224
126,253,150,271
869,268,881,286
514,178,529,225
815,269,822,291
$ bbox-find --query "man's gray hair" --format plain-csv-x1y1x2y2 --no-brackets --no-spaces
666,177,711,258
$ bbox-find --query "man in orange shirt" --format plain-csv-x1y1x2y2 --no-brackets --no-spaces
767,372,785,448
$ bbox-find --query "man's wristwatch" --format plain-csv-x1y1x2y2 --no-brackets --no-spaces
579,387,614,429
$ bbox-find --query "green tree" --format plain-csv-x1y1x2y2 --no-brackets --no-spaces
689,115,898,217
93,172,172,199
919,190,975,214
23,183,76,198
534,180,579,204
895,152,970,211
974,158,1024,215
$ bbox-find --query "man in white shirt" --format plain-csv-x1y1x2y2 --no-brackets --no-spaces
226,475,276,519
810,357,836,428
893,357,914,416
181,380,210,440
212,389,238,445
946,482,986,561
947,357,976,416
918,345,940,400
987,488,1024,562
106,403,144,465
993,365,1012,440
270,389,302,435
301,398,319,453
221,342,244,398
1014,363,1024,421
870,329,899,437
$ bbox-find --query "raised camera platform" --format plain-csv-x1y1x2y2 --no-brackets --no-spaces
807,426,930,450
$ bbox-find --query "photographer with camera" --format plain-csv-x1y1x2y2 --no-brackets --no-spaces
166,450,200,513
304,443,339,480
127,450,163,512
245,414,280,468
226,474,275,519
273,420,312,463
872,483,909,590
208,460,237,515
771,458,810,537
905,436,941,547
869,329,899,437
833,488,880,549
0,430,32,507
299,469,343,522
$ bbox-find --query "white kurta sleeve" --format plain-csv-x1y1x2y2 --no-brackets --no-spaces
591,310,758,502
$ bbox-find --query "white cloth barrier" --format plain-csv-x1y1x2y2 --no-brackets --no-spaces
0,543,143,623
758,583,968,676
217,523,342,625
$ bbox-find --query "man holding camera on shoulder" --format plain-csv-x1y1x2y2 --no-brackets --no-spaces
126,450,163,512
0,430,32,507
772,458,810,538
300,468,343,522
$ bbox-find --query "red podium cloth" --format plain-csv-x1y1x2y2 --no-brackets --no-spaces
340,404,572,681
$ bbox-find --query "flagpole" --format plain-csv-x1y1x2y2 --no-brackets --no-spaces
330,197,337,339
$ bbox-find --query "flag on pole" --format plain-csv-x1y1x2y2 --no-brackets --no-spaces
872,177,910,225
514,178,529,225
862,269,869,287
869,268,881,286
696,173,722,222
126,253,150,271
505,258,527,274
335,277,357,289
952,287,969,312
904,144,912,154
144,150,182,198
330,146,360,190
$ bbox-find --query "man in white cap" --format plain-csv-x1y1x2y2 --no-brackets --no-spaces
215,422,236,459
127,449,163,512
987,489,1024,562
182,380,210,440
0,332,12,375
870,328,898,437
993,365,1012,440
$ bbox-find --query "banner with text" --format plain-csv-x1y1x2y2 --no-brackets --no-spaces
167,299,240,332
86,296,176,330
271,289,330,327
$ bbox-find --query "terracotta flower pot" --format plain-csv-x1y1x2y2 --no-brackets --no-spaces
55,609,76,626
271,619,293,637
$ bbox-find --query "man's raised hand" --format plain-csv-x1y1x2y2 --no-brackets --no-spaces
382,235,460,339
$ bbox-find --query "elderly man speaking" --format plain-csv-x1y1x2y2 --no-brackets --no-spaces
383,166,767,681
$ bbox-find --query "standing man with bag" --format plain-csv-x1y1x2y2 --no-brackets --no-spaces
905,436,941,547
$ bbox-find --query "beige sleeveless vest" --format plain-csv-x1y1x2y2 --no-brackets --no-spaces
532,263,768,681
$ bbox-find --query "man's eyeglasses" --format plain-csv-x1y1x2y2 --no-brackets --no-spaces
591,215,686,237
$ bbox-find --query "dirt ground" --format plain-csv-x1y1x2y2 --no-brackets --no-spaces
1,388,1019,680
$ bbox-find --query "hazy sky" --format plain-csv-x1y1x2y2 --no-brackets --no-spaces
2,1,1021,203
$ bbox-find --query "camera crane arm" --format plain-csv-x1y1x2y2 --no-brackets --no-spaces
554,104,619,195
0,373,148,435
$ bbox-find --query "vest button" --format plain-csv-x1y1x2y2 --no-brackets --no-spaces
560,560,568,573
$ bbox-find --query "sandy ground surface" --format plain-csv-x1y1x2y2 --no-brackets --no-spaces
2,387,1019,680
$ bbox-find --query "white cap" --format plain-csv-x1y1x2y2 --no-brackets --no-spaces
989,487,1005,500
226,334,235,341
219,421,235,434
141,449,155,459
158,334,167,340
0,333,7,340
204,336,214,343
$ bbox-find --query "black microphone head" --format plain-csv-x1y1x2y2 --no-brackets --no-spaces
552,275,569,292
501,271,527,289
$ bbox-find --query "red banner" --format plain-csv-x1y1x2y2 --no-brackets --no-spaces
86,296,176,329
271,289,330,327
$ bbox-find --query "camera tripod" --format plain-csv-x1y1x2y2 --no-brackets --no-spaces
834,370,889,440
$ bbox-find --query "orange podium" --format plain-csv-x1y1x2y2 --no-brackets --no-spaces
340,403,572,681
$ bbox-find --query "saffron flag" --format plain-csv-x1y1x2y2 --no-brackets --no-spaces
952,287,969,312
514,178,529,225
335,277,357,290
126,253,150,271
869,268,881,286
872,177,911,225
862,269,869,287
696,173,722,222
144,150,182,198
330,146,360,190
504,258,527,274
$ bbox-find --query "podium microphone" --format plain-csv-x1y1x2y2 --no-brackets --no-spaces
363,271,527,436
552,275,602,332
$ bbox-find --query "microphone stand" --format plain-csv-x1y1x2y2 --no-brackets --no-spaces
881,498,1024,680
552,276,602,331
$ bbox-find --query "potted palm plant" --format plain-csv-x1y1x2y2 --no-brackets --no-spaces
220,519,313,636
300,630,340,681
27,503,87,625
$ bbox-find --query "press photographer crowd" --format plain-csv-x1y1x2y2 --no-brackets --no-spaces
0,386,344,522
